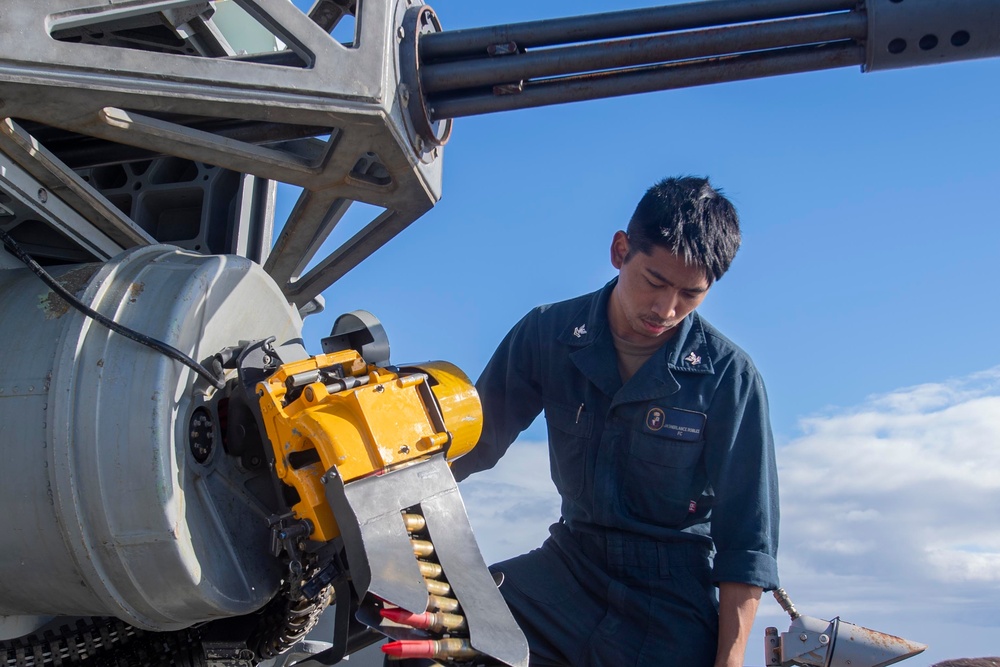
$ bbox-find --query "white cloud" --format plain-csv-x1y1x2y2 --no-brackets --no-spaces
458,439,562,566
772,366,1000,665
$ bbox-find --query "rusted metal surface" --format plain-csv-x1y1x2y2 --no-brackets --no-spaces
39,264,99,320
846,623,925,654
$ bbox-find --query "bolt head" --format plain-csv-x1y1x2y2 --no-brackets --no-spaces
799,633,809,642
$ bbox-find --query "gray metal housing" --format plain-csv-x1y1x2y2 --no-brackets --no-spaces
0,246,304,631
866,0,1000,72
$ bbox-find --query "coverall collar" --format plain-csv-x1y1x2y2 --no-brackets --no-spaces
557,279,716,405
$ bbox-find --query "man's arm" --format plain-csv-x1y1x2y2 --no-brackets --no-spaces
705,366,780,589
449,310,544,482
715,582,762,667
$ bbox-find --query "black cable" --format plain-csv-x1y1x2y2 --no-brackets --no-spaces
0,229,225,390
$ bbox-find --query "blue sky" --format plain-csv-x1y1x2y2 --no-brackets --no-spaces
286,1,1000,664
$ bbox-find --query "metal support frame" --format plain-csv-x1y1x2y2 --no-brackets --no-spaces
0,0,442,306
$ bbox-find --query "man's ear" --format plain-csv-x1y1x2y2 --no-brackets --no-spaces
610,230,629,270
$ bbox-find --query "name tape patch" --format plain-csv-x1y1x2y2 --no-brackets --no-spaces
643,406,706,442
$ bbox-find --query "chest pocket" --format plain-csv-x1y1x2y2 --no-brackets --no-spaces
622,410,705,527
544,402,593,500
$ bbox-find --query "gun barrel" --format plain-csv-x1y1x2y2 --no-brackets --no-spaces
415,0,1000,121
419,0,857,61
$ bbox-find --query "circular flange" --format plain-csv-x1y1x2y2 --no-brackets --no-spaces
399,4,452,148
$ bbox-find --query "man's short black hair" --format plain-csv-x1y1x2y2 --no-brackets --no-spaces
625,176,741,283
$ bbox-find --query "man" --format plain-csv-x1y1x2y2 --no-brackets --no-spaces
450,176,779,667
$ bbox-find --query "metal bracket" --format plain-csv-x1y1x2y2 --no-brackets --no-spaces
323,454,529,667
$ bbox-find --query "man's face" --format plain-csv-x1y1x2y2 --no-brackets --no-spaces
608,231,711,343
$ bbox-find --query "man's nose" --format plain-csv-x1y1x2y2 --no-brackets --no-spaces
651,291,678,321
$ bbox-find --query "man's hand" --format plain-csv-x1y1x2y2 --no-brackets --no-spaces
714,581,763,667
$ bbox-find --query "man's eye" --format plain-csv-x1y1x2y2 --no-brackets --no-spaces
645,278,662,288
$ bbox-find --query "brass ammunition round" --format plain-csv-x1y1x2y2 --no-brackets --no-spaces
402,513,427,532
431,638,477,659
428,611,466,632
410,539,435,557
417,561,443,579
424,578,451,597
382,638,477,661
426,594,460,613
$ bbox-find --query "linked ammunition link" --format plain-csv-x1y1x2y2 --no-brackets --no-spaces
249,584,333,660
0,618,203,667
1,572,332,667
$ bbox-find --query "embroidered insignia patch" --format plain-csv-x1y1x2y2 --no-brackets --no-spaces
645,407,665,431
573,324,587,338
684,351,702,366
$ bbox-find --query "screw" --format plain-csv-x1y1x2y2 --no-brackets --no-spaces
397,26,405,41
37,188,48,203
799,634,808,642
819,635,829,645
399,445,410,454
262,354,272,365
374,385,385,393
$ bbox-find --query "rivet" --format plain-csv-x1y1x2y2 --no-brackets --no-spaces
37,189,48,203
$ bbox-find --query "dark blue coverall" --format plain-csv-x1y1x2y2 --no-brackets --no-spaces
450,279,780,667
